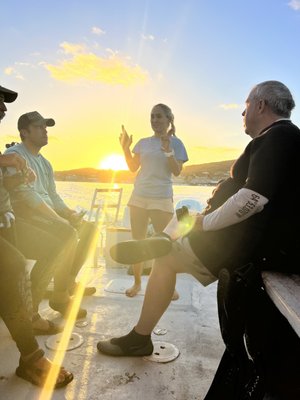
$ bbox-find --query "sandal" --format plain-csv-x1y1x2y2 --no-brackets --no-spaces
33,320,63,336
32,314,63,336
16,349,73,388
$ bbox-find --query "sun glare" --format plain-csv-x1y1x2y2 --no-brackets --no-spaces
98,154,128,171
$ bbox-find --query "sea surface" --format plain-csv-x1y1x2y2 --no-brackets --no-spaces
56,181,215,221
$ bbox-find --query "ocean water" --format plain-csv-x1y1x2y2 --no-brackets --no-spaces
56,181,215,221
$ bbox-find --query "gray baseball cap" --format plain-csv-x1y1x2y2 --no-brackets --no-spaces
18,111,55,130
0,85,18,103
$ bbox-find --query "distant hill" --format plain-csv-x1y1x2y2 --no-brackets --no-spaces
54,160,235,183
181,159,234,176
54,168,136,183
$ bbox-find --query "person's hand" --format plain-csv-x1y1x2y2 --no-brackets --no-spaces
68,210,86,227
160,134,172,153
191,214,204,232
3,168,36,190
119,125,132,151
0,153,27,171
23,167,36,184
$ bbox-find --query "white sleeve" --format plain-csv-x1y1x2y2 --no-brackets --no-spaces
202,188,269,231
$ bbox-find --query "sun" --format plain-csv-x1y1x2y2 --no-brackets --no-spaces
98,154,128,171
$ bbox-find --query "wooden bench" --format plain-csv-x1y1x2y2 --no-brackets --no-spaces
261,271,300,338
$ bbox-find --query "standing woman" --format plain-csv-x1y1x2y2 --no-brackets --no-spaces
119,104,188,297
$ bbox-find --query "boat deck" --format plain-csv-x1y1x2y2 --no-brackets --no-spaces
0,263,224,400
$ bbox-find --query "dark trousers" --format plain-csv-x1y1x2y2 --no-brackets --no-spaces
23,215,97,286
71,220,97,279
246,284,300,399
206,264,300,400
14,218,67,311
0,234,38,356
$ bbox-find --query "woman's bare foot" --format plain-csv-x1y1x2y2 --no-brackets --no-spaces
172,289,179,301
125,283,141,297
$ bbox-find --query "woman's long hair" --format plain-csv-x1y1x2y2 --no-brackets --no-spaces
154,103,176,136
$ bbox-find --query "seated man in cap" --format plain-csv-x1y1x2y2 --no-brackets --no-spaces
5,111,97,317
0,84,73,387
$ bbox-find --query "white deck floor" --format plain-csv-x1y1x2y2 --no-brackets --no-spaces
0,263,224,400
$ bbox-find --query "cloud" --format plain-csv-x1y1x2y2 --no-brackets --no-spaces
45,42,148,86
106,48,119,58
91,26,106,35
15,74,25,80
15,62,31,67
59,41,85,54
4,66,24,80
4,67,14,75
219,103,241,110
141,33,155,41
4,59,37,81
288,0,300,10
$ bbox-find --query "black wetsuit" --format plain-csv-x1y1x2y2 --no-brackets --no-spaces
188,120,300,276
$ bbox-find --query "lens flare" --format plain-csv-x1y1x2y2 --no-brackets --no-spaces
98,154,128,171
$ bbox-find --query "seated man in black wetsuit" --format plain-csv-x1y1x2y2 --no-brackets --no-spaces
97,80,300,358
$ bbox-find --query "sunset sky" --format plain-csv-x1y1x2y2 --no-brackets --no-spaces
1,0,300,170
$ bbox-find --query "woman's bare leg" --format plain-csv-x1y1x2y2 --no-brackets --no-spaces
135,253,184,334
149,209,179,300
126,206,149,297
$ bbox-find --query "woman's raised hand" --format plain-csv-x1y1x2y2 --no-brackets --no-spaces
160,134,171,153
119,125,132,151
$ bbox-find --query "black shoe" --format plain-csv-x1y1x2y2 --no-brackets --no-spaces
49,300,87,319
110,236,172,265
97,337,153,357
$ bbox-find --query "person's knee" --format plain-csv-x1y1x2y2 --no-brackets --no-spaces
82,221,97,233
70,226,79,242
151,255,175,273
11,255,26,276
0,250,26,278
59,223,78,243
79,221,97,240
